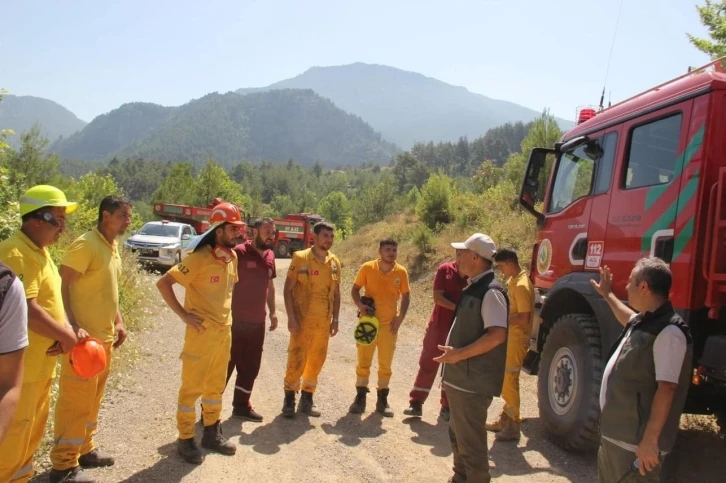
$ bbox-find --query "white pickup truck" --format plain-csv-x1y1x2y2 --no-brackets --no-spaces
123,220,197,267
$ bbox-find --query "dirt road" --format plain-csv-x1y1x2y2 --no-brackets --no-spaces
32,259,723,482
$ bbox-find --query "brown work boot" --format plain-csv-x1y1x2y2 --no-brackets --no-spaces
282,390,296,418
48,466,96,483
495,417,521,441
485,411,508,432
298,390,321,417
79,448,115,467
201,420,237,455
177,437,204,464
375,389,394,417
349,387,369,414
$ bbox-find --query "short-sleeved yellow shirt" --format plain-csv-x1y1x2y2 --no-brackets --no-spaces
168,246,238,327
507,269,535,337
353,259,410,324
287,248,341,320
61,228,122,343
0,230,65,382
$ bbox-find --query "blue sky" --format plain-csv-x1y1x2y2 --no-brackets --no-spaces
1,0,713,124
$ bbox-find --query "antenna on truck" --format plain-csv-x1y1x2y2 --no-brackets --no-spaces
600,0,626,111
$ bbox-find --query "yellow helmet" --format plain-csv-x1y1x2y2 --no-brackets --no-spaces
354,315,380,346
19,185,78,217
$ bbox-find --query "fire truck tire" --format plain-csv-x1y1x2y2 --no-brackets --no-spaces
537,313,602,452
275,241,290,258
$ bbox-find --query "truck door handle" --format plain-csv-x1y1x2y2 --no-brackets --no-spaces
654,236,674,263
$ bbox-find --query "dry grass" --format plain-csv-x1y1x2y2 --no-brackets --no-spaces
335,183,539,328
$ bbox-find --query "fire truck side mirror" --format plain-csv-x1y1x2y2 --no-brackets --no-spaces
520,147,556,225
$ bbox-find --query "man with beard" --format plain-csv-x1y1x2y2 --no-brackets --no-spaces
225,217,278,422
156,202,245,465
50,196,132,483
282,221,341,417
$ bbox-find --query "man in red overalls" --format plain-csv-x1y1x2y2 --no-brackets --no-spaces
225,217,277,422
404,261,467,420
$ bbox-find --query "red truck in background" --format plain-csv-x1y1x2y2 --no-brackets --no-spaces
518,58,726,451
152,201,219,234
152,200,324,259
245,213,325,258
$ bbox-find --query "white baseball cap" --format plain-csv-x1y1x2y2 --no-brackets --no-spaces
451,233,496,261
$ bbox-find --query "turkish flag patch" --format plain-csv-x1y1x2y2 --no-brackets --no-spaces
311,270,320,276
210,276,220,283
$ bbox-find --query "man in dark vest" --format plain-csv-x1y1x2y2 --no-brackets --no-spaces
435,233,508,483
591,258,692,482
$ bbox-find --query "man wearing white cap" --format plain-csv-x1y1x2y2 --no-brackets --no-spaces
435,233,508,483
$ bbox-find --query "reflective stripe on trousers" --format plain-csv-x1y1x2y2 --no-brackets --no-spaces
51,342,113,471
177,323,232,439
0,378,53,483
284,315,331,393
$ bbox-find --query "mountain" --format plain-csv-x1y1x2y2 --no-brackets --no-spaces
51,89,398,167
237,63,574,148
0,95,87,146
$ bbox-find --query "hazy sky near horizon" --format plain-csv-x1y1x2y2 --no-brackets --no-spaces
1,0,712,123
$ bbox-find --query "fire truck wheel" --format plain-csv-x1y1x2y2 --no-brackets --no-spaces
537,313,602,452
275,241,290,258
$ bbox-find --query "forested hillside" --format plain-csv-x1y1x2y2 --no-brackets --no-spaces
238,63,573,148
51,90,399,167
0,94,87,147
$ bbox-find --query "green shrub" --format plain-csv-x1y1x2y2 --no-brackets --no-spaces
416,173,453,230
413,225,434,254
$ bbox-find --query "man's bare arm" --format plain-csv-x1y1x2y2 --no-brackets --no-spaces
59,265,82,331
267,279,276,314
433,290,456,311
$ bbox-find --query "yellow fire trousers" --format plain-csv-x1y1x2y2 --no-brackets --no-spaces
51,342,113,471
501,328,530,422
0,378,53,483
284,315,331,394
356,323,397,390
177,322,231,439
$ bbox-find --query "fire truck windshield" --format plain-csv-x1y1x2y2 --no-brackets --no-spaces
548,142,599,214
138,223,181,238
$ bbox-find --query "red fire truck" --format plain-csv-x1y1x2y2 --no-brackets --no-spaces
152,202,217,234
519,58,726,451
246,213,325,258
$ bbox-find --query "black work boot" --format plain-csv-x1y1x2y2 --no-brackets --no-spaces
376,388,394,417
49,466,96,483
177,438,204,464
403,400,423,417
282,390,296,418
348,387,369,414
297,390,321,417
201,420,236,455
79,448,115,468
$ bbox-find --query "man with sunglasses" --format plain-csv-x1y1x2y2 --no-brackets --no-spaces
0,185,79,483
156,202,245,465
225,217,278,422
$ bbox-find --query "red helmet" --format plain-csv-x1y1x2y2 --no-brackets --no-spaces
69,338,107,378
209,202,245,227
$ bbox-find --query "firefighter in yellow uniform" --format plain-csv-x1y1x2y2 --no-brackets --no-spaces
349,238,410,417
488,248,534,441
282,221,341,418
156,202,244,464
0,185,79,483
49,196,132,483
